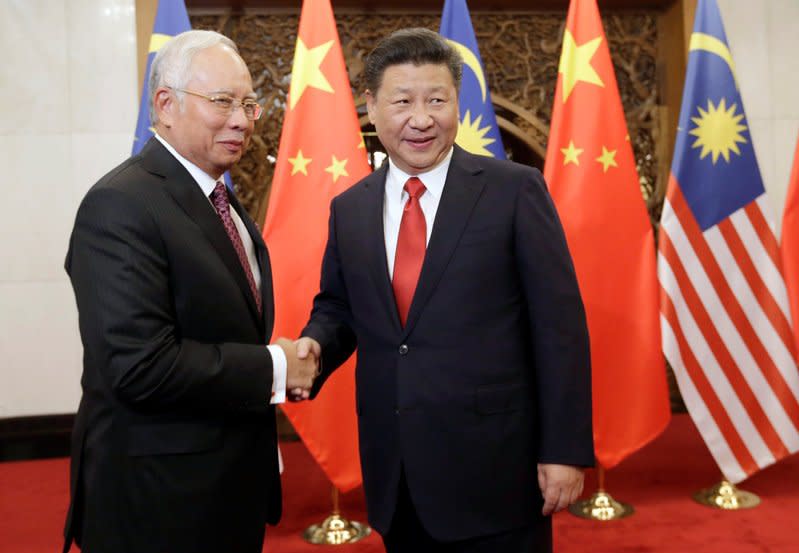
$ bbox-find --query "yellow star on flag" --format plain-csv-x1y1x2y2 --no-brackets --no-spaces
561,140,584,166
558,30,605,103
596,146,618,172
288,149,312,176
325,155,349,183
289,38,334,110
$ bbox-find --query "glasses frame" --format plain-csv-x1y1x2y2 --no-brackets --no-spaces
167,86,263,121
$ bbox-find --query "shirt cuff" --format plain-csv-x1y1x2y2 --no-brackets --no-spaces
267,344,287,404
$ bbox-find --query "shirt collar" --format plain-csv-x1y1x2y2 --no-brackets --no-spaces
154,133,223,197
386,147,453,202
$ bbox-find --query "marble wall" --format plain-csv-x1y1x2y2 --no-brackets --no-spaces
0,0,797,418
718,0,799,234
0,0,137,417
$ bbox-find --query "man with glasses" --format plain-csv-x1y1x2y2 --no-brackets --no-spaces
63,30,317,553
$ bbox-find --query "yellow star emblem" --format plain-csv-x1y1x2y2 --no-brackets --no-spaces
358,134,366,149
561,140,584,166
289,38,334,110
596,146,618,172
325,155,349,183
558,30,605,103
288,149,312,176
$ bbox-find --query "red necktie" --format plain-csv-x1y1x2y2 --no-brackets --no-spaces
392,177,427,326
210,182,262,315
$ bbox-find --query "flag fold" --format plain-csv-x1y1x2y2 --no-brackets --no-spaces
132,0,191,156
262,0,369,492
659,0,799,483
544,0,670,470
439,0,505,159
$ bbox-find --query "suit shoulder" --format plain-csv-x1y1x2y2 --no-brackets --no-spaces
86,152,162,196
76,154,160,219
476,154,544,184
331,170,379,205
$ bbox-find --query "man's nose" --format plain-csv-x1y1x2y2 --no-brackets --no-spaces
408,105,434,129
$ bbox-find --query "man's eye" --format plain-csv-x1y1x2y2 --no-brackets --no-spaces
212,97,234,108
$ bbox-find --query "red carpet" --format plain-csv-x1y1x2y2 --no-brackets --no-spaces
1,415,797,552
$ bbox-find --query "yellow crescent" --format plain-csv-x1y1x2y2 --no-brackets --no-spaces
689,32,738,88
446,39,487,102
149,33,173,54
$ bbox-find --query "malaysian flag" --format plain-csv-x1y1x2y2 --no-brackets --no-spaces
659,0,799,483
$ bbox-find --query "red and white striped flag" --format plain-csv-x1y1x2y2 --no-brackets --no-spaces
659,0,799,483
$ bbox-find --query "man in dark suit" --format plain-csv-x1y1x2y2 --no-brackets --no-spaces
64,30,317,553
295,28,594,552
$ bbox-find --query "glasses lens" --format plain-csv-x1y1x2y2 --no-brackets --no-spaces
212,97,235,112
245,103,262,121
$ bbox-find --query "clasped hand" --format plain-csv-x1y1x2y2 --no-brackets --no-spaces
274,337,321,401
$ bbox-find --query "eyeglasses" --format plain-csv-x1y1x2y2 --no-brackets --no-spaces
168,87,263,121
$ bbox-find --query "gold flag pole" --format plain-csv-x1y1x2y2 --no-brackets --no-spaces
302,486,371,544
692,477,760,509
568,467,634,520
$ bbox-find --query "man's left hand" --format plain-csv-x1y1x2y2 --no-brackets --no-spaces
537,463,585,516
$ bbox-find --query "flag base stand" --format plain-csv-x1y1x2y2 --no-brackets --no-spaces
568,490,634,520
302,487,371,545
692,480,760,510
568,468,634,521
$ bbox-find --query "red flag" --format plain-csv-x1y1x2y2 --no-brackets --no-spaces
262,0,370,492
543,0,670,469
782,134,799,356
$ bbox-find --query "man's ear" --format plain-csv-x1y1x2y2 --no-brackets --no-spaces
364,89,376,125
153,87,175,128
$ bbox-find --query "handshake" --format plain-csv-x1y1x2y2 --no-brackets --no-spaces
274,337,321,402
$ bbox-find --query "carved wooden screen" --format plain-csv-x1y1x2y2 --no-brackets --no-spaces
191,9,660,222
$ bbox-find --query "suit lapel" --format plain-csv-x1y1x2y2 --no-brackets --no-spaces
402,146,485,338
362,164,403,333
140,139,264,330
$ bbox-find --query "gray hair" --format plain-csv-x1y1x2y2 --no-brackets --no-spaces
148,30,238,124
364,27,462,96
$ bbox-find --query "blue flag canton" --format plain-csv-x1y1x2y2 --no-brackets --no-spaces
132,0,191,156
439,0,505,159
671,0,764,231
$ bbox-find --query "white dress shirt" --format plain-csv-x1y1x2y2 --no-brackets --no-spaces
383,148,454,278
155,134,286,404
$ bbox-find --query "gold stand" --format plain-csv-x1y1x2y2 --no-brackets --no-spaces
692,479,761,510
302,487,371,545
568,467,634,521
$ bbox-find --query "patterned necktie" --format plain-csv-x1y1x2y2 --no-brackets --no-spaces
210,182,262,315
392,177,427,327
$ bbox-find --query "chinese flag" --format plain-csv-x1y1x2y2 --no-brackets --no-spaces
543,0,670,469
781,134,799,356
262,0,370,492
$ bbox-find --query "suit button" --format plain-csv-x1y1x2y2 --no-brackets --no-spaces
398,344,409,355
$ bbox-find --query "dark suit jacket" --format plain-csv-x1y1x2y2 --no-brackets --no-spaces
64,138,281,553
303,145,594,541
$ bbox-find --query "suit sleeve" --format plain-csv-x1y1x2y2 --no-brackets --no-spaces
301,197,358,394
66,186,273,412
513,168,595,467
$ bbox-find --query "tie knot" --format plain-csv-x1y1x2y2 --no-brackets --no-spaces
404,177,426,199
210,181,229,211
